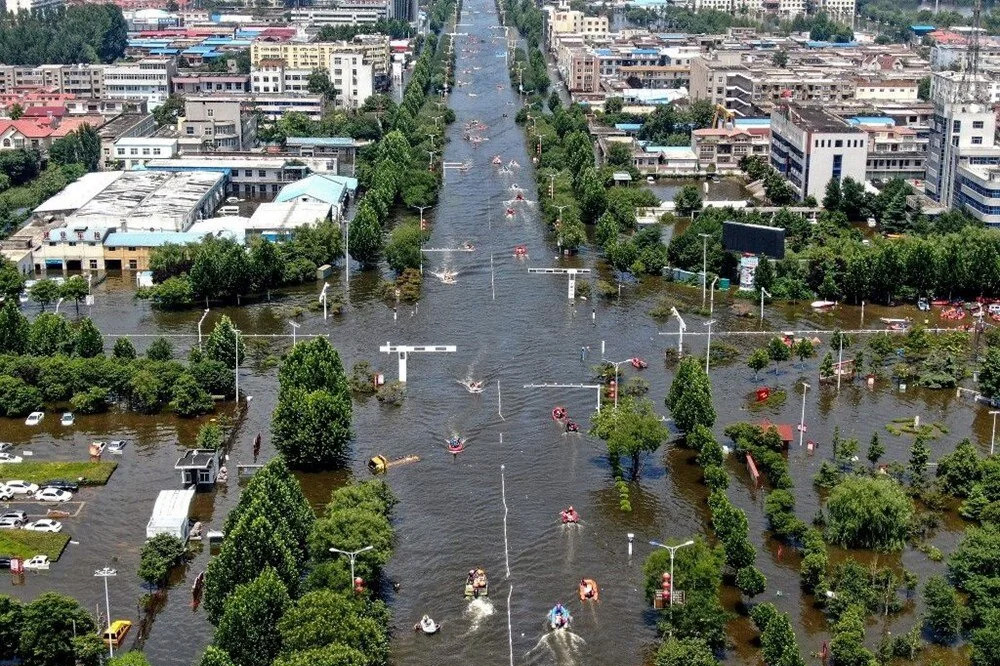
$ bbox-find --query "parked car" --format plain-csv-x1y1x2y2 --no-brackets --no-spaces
40,480,79,493
0,517,23,529
0,558,11,569
103,620,132,648
60,412,74,426
24,555,50,570
0,443,13,453
0,453,23,464
0,486,12,501
34,488,72,503
4,481,38,495
24,412,44,426
24,519,62,533
1,511,27,523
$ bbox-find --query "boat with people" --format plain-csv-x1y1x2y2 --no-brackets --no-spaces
458,378,485,393
810,300,836,310
547,604,571,630
630,357,648,370
447,436,466,454
560,506,579,523
492,155,502,165
465,568,488,598
565,420,579,433
508,160,519,168
505,208,515,218
414,615,440,634
579,579,599,601
552,406,567,421
513,245,528,258
881,317,913,330
498,166,511,175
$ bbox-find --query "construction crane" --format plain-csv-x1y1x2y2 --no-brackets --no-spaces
711,104,736,130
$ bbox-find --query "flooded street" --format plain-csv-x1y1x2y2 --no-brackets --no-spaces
0,3,985,664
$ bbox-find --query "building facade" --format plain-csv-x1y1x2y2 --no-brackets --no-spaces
0,64,105,97
171,72,250,95
103,59,176,108
250,36,390,76
178,96,256,151
769,104,867,200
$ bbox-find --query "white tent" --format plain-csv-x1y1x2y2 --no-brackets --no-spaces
146,488,196,542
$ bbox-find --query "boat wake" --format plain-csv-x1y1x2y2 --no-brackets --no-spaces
463,597,495,633
523,630,587,665
431,270,458,284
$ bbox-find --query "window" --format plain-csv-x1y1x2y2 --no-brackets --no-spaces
108,247,116,251
834,139,842,148
258,170,266,177
974,136,984,145
128,259,137,270
186,126,195,135
244,169,252,177
127,246,137,252
954,120,962,132
130,148,138,155
89,260,98,269
142,148,150,155
974,121,984,129
832,154,843,181
207,108,214,117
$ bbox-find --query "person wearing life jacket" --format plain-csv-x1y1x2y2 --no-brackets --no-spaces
580,579,595,599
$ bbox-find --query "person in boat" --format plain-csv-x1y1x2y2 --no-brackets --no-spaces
467,569,476,586
552,406,566,420
565,420,579,432
561,506,579,523
415,615,439,633
580,579,596,599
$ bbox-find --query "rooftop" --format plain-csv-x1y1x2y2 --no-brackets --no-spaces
248,200,332,230
68,170,224,229
175,449,218,469
146,487,195,529
105,231,208,247
285,136,356,147
776,104,860,134
34,171,124,214
275,173,358,206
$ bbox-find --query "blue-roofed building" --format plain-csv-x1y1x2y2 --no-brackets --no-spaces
104,231,209,271
911,25,936,36
275,174,359,220
614,123,643,136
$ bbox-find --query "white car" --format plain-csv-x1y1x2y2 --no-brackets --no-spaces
0,453,22,464
60,413,74,426
24,412,44,426
24,519,62,533
34,488,72,503
24,555,50,570
4,481,38,495
0,517,22,529
0,487,12,501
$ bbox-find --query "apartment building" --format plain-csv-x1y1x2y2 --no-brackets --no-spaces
290,0,389,26
113,137,179,169
770,104,867,200
691,121,770,174
251,60,312,94
178,97,256,152
103,59,176,108
3,0,63,12
329,52,373,109
0,64,105,97
98,112,157,169
930,70,1000,106
250,93,325,121
690,0,851,18
689,52,747,106
284,136,364,175
171,72,250,95
956,164,1000,226
728,68,856,117
250,35,390,76
853,78,919,103
926,101,1000,210
543,1,609,50
567,51,598,93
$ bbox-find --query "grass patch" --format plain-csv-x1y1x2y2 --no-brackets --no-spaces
0,531,70,560
3,461,117,486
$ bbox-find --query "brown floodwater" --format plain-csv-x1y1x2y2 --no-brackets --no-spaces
0,5,986,664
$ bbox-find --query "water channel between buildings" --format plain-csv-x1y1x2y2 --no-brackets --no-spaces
0,3,987,664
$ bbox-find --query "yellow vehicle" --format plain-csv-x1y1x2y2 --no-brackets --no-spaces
102,620,132,647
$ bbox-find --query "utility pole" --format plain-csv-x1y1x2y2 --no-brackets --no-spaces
699,233,710,309
94,567,117,658
799,382,810,448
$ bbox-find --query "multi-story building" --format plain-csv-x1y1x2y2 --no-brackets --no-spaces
956,164,1000,225
103,59,176,108
567,50,598,93
328,52,373,109
0,64,105,97
930,70,1000,106
688,0,851,18
691,120,771,174
926,101,1000,210
543,0,609,50
98,112,157,169
284,136,365,175
290,0,390,26
178,96,256,152
689,51,747,106
171,72,250,95
251,60,312,94
853,78,919,102
249,93,325,121
250,36,390,76
390,0,417,22
769,103,867,200
846,117,927,183
147,155,324,198
3,0,63,13
113,137,179,169
728,68,856,117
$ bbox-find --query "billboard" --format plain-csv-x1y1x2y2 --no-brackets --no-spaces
722,221,785,259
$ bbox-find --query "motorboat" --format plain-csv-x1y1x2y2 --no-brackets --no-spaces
60,413,74,427
492,155,502,165
107,440,128,455
498,167,512,175
579,579,599,601
560,507,580,523
514,192,525,201
513,245,528,258
415,615,440,634
464,568,488,598
881,317,913,330
547,604,571,630
509,183,521,191
810,300,836,310
462,242,476,251
505,208,515,218
565,420,579,433
630,357,648,370
552,406,568,421
447,436,466,454
458,379,485,394
89,441,106,456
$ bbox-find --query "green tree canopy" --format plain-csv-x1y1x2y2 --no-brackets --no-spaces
825,476,913,551
216,568,290,666
588,396,669,480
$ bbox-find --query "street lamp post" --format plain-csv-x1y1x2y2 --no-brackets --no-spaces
649,540,695,615
344,217,350,291
698,233,710,309
320,282,330,320
991,410,1000,455
760,288,771,326
233,327,240,403
412,205,432,274
799,382,810,448
329,545,374,590
669,307,686,355
289,320,300,347
704,320,716,373
708,276,718,318
94,567,117,658
197,308,210,348
604,358,632,409
54,297,64,314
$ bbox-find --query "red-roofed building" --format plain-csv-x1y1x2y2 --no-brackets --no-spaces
758,420,794,446
927,30,967,46
0,116,106,153
691,126,770,174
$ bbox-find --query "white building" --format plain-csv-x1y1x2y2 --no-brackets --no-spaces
3,0,62,12
113,137,179,169
853,79,919,103
103,59,176,109
930,70,1000,107
36,221,116,272
770,103,867,201
329,52,373,109
925,101,1000,208
251,60,311,94
250,93,325,121
956,164,1000,226
146,487,196,541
